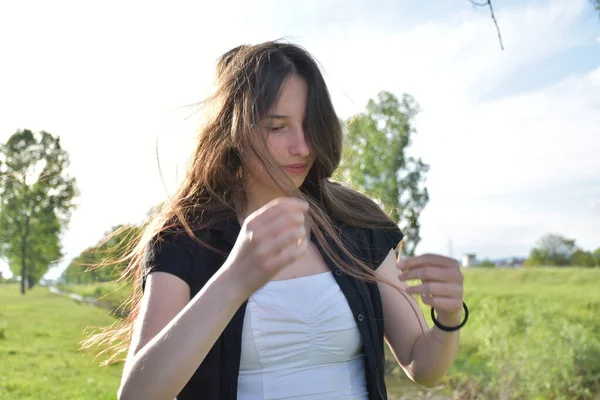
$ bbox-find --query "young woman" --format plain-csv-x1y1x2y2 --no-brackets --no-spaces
107,41,466,400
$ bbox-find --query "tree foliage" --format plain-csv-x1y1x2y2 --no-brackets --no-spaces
569,249,598,267
524,233,599,267
0,129,78,293
478,259,496,268
62,224,142,284
335,91,429,256
594,247,600,265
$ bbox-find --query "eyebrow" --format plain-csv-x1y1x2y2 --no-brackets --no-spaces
265,114,289,120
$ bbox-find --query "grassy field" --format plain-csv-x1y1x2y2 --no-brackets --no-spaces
56,282,131,316
2,267,600,399
56,281,127,303
0,284,122,400
445,267,600,399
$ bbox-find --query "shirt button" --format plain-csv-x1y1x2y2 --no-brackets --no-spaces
357,313,364,322
335,269,343,276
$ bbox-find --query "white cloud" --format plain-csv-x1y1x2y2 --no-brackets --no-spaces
305,0,591,113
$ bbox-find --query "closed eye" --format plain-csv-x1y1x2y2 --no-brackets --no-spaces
269,125,285,132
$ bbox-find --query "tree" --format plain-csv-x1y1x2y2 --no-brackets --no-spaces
525,234,578,267
569,249,597,267
478,259,496,267
5,213,62,287
63,247,97,284
62,224,142,284
62,203,157,284
335,91,429,256
0,129,78,294
594,248,600,266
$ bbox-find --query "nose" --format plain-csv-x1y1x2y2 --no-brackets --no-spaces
289,127,310,158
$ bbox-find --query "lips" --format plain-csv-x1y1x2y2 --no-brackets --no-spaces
283,164,308,174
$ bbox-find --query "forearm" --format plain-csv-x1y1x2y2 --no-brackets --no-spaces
408,310,462,387
118,270,247,400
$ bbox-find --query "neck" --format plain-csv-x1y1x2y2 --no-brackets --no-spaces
239,180,313,235
238,178,286,222
247,187,282,215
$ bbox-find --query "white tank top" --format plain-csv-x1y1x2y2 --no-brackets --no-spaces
237,271,368,399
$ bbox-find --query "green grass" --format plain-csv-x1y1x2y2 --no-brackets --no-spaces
444,267,600,399
57,282,131,312
2,267,600,399
0,284,122,400
381,267,600,399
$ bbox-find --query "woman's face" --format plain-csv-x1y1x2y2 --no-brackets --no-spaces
242,74,315,198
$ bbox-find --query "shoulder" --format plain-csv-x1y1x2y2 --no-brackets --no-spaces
144,229,196,261
320,182,403,269
145,212,235,258
141,225,227,292
339,221,403,271
324,181,398,230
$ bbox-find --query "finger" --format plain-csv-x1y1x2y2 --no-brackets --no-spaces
260,197,309,220
421,296,463,313
398,254,460,271
267,236,308,271
267,223,306,254
264,210,305,237
405,282,462,297
247,205,306,239
246,198,308,228
399,265,462,283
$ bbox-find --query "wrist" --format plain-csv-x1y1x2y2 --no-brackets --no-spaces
435,309,462,327
431,301,469,332
212,267,251,306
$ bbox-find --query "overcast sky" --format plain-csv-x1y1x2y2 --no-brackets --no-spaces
1,0,599,279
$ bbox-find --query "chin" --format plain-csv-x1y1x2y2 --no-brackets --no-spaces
292,175,310,188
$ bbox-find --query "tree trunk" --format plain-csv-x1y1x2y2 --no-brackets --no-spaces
20,215,30,295
20,256,26,295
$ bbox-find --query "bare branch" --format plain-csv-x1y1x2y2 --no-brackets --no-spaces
487,0,504,50
469,0,504,50
468,0,488,7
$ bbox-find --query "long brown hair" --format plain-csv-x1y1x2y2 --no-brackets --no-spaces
83,40,426,365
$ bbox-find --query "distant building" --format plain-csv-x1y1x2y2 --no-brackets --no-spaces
462,253,477,268
506,257,525,267
494,257,526,268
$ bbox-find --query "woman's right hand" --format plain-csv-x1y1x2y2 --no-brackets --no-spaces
222,197,310,298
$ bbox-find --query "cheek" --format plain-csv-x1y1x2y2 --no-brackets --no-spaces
265,135,287,160
243,136,271,174
245,154,265,177
243,148,277,180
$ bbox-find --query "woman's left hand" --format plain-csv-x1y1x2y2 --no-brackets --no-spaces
397,254,464,323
